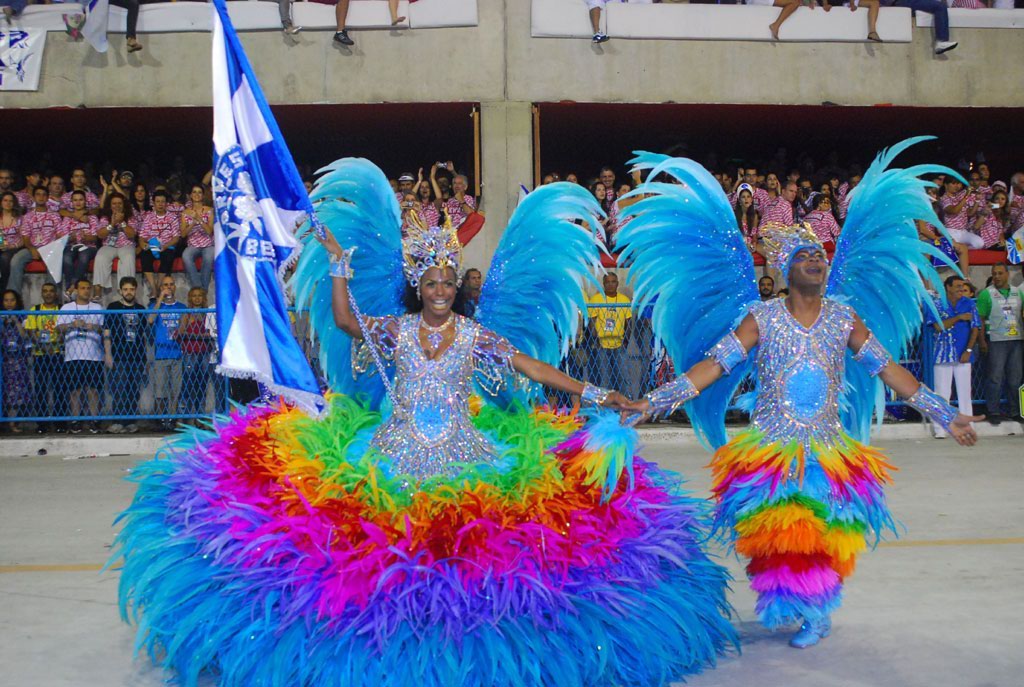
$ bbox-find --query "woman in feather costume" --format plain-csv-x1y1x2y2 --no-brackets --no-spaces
111,158,737,687
618,137,983,650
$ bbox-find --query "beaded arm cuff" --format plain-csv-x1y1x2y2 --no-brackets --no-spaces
709,332,748,375
581,383,612,407
853,334,891,377
644,373,699,417
907,384,958,431
329,248,356,280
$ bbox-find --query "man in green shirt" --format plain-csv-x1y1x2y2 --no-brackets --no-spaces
976,263,1024,424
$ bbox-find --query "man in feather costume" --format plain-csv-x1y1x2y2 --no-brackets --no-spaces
111,159,738,687
619,137,982,649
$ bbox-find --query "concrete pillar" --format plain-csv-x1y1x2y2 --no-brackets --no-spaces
467,100,534,274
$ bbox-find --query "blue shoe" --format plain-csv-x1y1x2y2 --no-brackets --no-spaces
789,615,831,649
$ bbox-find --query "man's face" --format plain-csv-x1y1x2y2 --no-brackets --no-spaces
2,292,16,310
787,248,828,290
398,179,413,194
466,270,482,291
453,176,468,194
744,169,757,185
160,278,176,300
75,281,91,303
969,173,981,189
799,180,813,197
945,279,964,302
33,188,49,208
758,277,775,297
978,164,990,181
71,169,86,189
26,172,41,188
603,273,618,296
946,180,964,195
0,170,12,191
782,183,798,202
119,173,134,188
153,196,167,214
49,176,65,197
849,175,861,189
120,282,137,303
41,284,57,305
599,169,615,188
991,265,1009,289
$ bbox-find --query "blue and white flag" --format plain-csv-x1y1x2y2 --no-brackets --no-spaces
211,0,325,416
82,0,109,54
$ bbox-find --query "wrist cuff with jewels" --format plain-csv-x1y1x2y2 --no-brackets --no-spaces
853,333,892,377
906,384,958,431
644,373,699,417
328,249,355,280
709,331,748,375
581,383,612,407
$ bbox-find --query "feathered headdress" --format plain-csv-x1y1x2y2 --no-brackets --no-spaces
401,215,463,289
760,222,827,278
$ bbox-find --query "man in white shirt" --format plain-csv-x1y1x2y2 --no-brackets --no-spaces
57,278,105,433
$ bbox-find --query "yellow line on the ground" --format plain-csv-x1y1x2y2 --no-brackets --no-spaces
878,537,1024,548
0,563,105,573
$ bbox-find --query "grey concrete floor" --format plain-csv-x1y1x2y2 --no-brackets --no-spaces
1,437,1022,687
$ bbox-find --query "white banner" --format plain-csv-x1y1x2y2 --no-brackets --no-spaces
0,28,46,91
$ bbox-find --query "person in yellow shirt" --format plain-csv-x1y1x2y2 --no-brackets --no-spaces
24,282,68,432
586,272,632,390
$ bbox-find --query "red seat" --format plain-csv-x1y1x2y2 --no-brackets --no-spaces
25,257,189,274
968,250,1007,266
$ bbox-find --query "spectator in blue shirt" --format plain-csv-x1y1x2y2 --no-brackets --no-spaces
925,275,981,436
148,275,185,430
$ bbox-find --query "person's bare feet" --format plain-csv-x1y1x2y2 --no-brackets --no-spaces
769,22,780,40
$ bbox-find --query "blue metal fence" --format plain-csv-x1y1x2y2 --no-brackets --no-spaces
0,302,986,432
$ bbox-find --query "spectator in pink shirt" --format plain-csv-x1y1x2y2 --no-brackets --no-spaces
47,176,65,212
1,191,31,291
92,192,139,302
940,177,984,250
804,194,842,251
414,180,441,228
15,170,43,211
733,185,762,253
138,190,183,298
972,189,1010,250
444,174,477,229
181,185,215,291
21,186,66,284
61,169,100,211
1008,172,1024,229
731,167,770,211
61,190,101,295
758,181,797,230
838,174,860,222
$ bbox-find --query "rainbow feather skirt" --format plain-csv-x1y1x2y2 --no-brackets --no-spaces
709,428,898,629
112,396,737,687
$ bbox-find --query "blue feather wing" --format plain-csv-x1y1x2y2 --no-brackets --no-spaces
475,182,604,401
618,152,759,449
826,136,963,441
291,158,405,409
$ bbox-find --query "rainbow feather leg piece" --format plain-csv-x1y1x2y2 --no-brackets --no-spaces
111,398,737,687
708,428,898,629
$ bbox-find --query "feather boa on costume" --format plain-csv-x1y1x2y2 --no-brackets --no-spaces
112,398,737,687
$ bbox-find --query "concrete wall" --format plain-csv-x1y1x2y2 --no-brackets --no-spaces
6,0,1024,268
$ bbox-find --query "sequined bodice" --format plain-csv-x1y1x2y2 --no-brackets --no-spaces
364,314,517,479
749,298,854,449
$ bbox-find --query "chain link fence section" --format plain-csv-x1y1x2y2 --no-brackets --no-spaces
1,303,992,432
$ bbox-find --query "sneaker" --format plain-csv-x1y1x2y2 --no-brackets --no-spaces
790,615,831,649
69,421,83,434
283,22,302,35
934,40,958,55
55,425,67,434
592,32,610,44
87,422,100,434
987,414,1003,426
333,30,354,46
108,423,124,434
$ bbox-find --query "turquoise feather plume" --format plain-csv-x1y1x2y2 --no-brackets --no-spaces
475,182,605,402
290,158,406,409
618,152,759,449
826,136,963,441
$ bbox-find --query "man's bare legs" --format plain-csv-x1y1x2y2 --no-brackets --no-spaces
334,0,354,45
